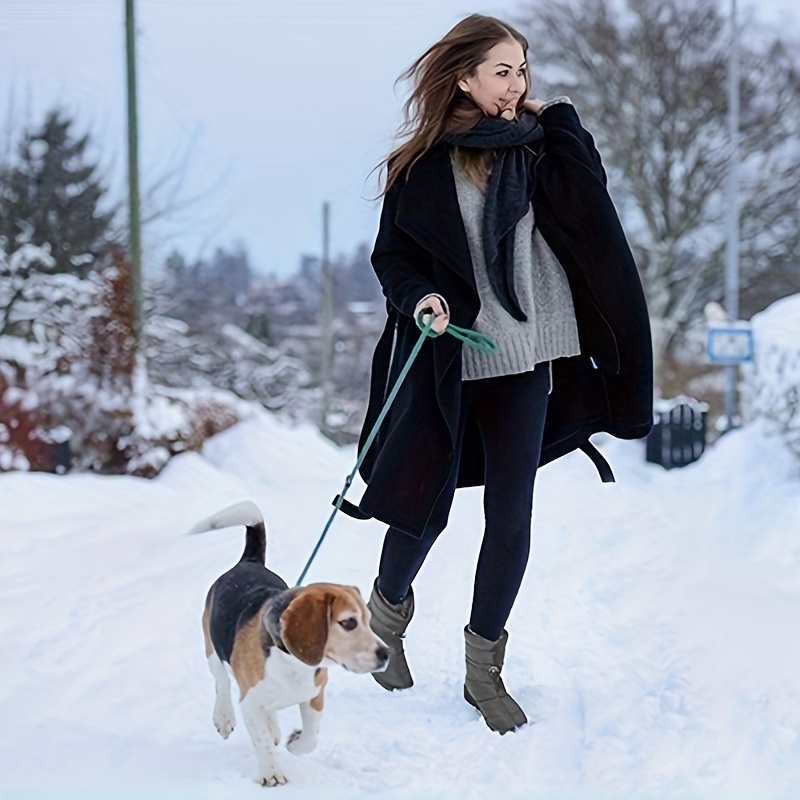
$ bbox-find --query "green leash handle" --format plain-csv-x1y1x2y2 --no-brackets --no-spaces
416,311,497,354
444,324,497,353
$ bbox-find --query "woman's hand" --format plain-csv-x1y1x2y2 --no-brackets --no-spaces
414,294,450,335
522,98,545,115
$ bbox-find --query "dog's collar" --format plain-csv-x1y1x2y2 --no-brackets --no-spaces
260,622,290,655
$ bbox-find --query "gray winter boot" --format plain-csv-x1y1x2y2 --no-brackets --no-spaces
463,626,528,734
367,580,415,691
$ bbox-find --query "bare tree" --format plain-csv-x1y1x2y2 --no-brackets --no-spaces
515,0,800,387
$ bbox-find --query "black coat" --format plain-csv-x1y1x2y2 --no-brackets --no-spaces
353,102,653,538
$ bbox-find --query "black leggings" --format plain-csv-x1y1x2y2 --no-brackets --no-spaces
377,362,550,641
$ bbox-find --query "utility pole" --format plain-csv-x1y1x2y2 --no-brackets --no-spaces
320,201,333,433
724,0,741,431
125,0,143,338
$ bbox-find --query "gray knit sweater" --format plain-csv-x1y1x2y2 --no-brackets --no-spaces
451,152,581,380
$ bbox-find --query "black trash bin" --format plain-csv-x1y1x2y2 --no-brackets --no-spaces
645,397,709,469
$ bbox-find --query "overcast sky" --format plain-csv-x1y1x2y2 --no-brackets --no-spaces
1,0,798,278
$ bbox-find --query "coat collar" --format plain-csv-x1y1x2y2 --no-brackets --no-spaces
394,142,477,293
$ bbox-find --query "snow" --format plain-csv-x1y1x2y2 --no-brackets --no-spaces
750,293,800,351
1,409,799,799
744,293,800,456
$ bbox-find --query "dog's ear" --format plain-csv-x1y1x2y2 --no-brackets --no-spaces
280,588,331,666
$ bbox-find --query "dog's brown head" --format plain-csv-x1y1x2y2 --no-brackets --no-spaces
278,583,389,673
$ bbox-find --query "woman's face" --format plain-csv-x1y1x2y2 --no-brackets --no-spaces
459,38,527,119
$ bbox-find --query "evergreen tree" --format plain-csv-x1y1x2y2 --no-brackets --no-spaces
0,109,116,275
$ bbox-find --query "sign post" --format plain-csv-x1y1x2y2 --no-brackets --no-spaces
707,321,753,433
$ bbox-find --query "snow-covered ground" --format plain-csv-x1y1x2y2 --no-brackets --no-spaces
1,410,799,799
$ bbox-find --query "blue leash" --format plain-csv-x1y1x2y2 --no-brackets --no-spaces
294,317,496,586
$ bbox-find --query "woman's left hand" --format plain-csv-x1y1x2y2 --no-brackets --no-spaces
522,98,545,115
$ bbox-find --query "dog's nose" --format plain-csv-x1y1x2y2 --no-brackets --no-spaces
376,645,390,665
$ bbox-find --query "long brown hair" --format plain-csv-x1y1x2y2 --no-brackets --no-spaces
376,14,530,195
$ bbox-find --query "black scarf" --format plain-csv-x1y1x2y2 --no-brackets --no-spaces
443,113,545,322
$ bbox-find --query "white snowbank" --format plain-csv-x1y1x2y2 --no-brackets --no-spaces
1,407,799,799
744,292,800,457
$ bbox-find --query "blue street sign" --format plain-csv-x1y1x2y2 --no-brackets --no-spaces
707,323,754,364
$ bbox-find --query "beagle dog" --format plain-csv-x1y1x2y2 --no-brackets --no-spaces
192,501,389,787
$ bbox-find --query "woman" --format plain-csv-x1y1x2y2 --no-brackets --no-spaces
349,14,653,734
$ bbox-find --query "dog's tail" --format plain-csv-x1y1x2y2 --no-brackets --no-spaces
188,500,266,564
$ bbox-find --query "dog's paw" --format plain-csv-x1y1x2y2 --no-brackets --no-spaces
258,771,288,787
213,706,236,739
286,729,317,756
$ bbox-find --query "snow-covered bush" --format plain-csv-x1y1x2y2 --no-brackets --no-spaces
742,293,800,458
121,370,255,477
0,243,248,475
144,315,318,423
